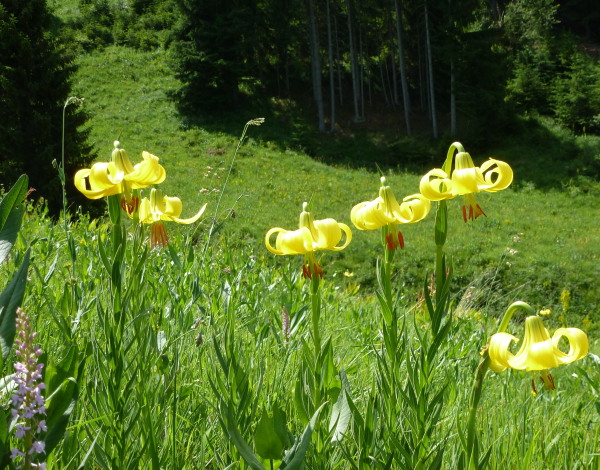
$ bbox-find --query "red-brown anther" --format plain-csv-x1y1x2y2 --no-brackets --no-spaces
313,263,323,279
120,196,139,215
302,264,312,280
462,204,487,222
531,378,538,396
385,234,395,250
150,222,169,249
398,231,405,249
541,373,555,391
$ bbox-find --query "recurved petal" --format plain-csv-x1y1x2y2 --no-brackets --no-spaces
394,194,431,223
488,332,518,372
419,169,453,201
317,220,352,251
313,218,343,250
480,159,513,192
74,165,123,199
171,202,208,225
552,327,589,365
451,167,485,195
137,197,155,224
351,198,394,230
266,227,312,255
126,151,167,188
516,339,560,371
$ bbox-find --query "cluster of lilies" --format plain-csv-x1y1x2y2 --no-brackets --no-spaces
75,141,206,248
74,140,588,394
263,143,588,394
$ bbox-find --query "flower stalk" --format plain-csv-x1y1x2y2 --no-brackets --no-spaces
11,308,47,470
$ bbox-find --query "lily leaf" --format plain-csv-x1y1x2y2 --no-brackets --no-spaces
329,370,351,443
0,174,28,265
254,409,286,460
280,402,326,469
225,404,266,470
0,249,30,362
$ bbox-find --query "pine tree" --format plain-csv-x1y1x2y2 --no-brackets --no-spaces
171,0,261,112
0,0,93,213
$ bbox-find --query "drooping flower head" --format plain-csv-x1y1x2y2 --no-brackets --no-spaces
420,143,513,222
351,176,430,250
488,315,588,394
265,202,352,279
74,141,166,210
135,188,207,248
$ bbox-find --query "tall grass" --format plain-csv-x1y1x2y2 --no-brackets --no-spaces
0,43,598,469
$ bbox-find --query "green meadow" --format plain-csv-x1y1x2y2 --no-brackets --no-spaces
1,44,599,469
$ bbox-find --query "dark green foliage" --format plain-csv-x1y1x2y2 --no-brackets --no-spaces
66,0,179,51
551,54,600,133
0,0,93,214
171,0,264,111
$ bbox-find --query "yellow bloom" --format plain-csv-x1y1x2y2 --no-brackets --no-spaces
136,188,207,248
488,315,588,392
265,202,352,278
351,177,430,250
74,141,166,203
420,149,512,222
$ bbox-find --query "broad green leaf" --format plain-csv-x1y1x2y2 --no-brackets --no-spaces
0,205,24,265
0,249,30,361
280,402,326,469
44,377,78,455
273,404,292,449
329,370,351,443
254,409,285,460
0,174,27,265
225,404,266,470
0,174,27,230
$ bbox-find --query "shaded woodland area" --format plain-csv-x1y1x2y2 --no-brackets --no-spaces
1,0,600,208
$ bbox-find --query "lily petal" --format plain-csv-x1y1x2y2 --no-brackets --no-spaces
479,159,513,192
351,198,395,230
74,164,124,199
393,194,431,223
313,219,352,251
419,169,453,201
126,151,167,188
552,328,589,365
171,202,208,224
265,227,313,255
488,332,518,372
451,167,485,195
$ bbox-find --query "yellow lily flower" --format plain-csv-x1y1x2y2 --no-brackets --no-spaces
351,177,430,250
74,141,166,207
488,315,588,393
136,188,208,248
420,149,513,222
265,202,352,279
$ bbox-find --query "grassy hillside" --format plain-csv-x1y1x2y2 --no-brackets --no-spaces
2,41,599,469
70,46,600,328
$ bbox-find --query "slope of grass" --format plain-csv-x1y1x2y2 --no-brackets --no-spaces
70,46,600,328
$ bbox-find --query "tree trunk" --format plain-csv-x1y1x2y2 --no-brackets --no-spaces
388,14,399,107
424,0,438,138
346,0,362,121
334,14,344,106
450,59,456,136
326,0,336,132
394,0,411,135
307,0,325,132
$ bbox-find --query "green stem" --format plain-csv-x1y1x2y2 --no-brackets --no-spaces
497,301,535,334
202,118,264,263
310,274,322,356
